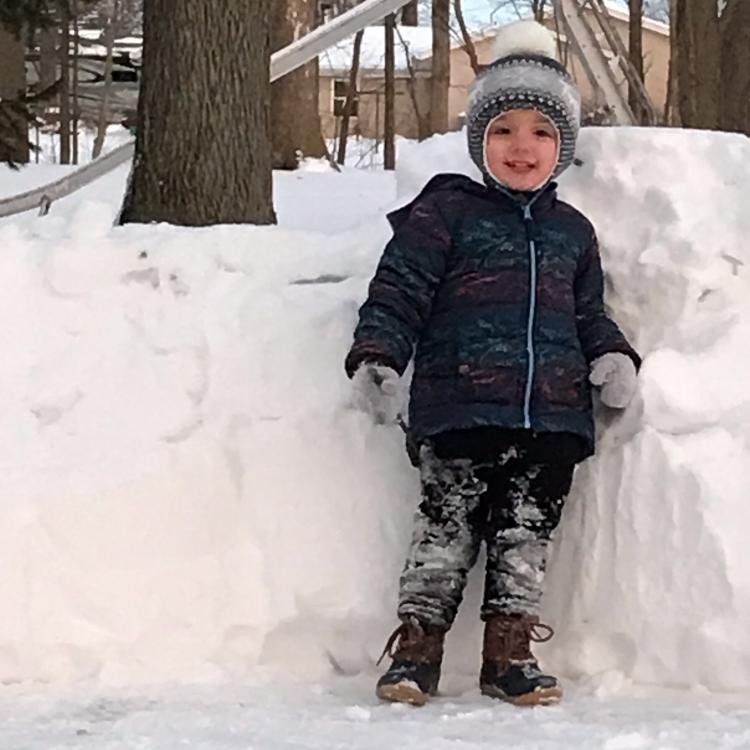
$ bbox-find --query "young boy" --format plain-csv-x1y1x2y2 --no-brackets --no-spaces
345,21,641,707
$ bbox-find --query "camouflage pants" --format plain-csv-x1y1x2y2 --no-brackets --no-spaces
397,442,575,629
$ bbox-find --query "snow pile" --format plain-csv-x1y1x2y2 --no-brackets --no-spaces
545,129,750,691
0,169,406,685
399,127,750,690
0,127,749,692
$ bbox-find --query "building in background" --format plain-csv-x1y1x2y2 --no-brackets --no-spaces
319,5,670,141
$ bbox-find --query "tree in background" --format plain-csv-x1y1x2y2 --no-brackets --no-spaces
429,0,450,134
0,0,114,166
673,0,749,136
627,0,645,123
82,0,141,33
0,0,59,167
717,1,750,136
119,0,276,226
0,1,57,34
91,0,120,159
58,0,73,162
0,24,30,166
401,0,418,25
383,12,396,169
271,0,327,169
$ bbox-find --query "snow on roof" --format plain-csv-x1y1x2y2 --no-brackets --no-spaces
318,25,503,77
319,25,434,76
317,5,668,79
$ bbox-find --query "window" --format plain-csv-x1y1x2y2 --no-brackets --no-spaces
333,79,358,117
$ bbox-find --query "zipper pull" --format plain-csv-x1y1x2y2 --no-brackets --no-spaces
523,204,532,222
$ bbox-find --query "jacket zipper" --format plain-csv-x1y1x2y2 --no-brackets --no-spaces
522,202,537,430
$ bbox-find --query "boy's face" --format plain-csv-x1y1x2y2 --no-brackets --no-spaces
484,109,560,191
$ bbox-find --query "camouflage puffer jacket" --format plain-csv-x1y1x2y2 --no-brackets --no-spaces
345,174,641,458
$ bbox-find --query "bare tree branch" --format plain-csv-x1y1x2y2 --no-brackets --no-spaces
453,0,480,74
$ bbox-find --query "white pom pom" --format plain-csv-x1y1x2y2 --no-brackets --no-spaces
491,19,558,62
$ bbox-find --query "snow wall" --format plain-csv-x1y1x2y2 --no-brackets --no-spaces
0,128,748,691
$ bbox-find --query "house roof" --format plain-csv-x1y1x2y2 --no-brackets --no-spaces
318,5,669,78
318,25,435,76
317,24,503,77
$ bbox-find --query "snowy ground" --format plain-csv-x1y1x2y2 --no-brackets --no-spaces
4,673,750,749
1,128,750,747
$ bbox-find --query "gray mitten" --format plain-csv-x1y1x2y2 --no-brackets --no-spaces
589,352,638,409
351,363,402,424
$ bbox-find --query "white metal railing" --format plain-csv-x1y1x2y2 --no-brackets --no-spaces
0,0,413,219
587,0,657,125
553,0,635,125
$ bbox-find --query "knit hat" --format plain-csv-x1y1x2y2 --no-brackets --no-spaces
466,20,582,186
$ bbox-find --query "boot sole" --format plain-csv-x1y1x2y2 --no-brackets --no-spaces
481,684,563,706
377,680,429,706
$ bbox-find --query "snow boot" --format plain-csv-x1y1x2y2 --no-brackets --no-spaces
375,619,446,706
480,613,562,706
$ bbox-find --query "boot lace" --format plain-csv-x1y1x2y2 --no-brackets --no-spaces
484,614,554,669
377,620,444,666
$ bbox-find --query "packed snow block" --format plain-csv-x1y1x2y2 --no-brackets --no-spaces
0,130,748,690
400,127,750,690
0,187,414,684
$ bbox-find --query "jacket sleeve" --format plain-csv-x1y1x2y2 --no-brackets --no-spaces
574,232,642,370
345,193,451,378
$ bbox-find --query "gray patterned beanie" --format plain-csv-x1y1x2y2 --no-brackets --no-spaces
466,20,582,185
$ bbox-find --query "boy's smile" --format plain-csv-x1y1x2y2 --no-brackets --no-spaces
484,109,560,191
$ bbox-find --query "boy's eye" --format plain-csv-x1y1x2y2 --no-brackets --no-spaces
535,129,555,138
491,127,511,136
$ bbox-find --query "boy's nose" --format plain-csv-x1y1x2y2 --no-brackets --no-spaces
509,138,533,157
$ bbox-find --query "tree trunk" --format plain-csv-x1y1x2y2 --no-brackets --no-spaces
664,0,679,124
673,0,719,129
119,0,276,226
71,0,79,164
628,0,645,123
0,25,29,166
337,28,363,166
429,0,450,135
384,13,395,170
93,0,119,159
270,0,326,169
718,0,750,135
59,1,71,164
401,0,418,25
